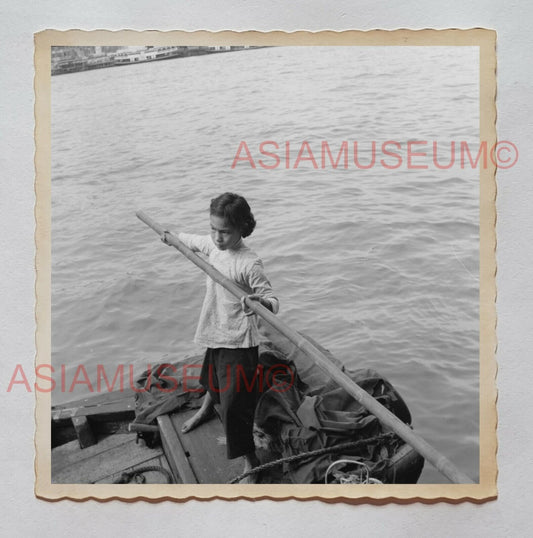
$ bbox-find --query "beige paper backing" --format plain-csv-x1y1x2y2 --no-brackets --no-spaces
35,29,497,503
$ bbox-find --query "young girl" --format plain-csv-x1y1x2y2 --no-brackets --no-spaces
168,192,279,483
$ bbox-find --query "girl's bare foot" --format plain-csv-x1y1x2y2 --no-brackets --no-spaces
181,393,214,433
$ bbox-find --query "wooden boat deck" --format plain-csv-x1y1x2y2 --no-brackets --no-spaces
51,330,425,485
158,407,243,484
52,433,173,484
52,403,289,485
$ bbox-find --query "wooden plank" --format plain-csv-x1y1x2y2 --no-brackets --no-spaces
52,387,136,410
157,414,198,484
168,409,243,484
154,453,176,484
52,398,136,421
52,433,133,473
71,416,96,448
52,416,137,448
52,435,164,484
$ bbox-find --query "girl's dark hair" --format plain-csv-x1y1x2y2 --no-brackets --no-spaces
210,192,256,238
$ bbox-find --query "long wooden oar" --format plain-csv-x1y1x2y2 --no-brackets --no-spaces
136,210,473,484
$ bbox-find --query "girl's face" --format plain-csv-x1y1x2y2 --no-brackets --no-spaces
210,214,242,251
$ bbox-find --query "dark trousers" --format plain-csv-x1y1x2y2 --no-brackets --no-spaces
200,347,259,459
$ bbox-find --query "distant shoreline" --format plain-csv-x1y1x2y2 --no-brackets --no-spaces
51,45,264,76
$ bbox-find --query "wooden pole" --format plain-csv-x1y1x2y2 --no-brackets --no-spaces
136,210,474,484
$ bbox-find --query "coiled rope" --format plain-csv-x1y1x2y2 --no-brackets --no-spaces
324,458,384,484
228,432,394,484
112,465,174,484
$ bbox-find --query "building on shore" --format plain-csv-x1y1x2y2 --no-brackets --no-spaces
51,45,259,76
